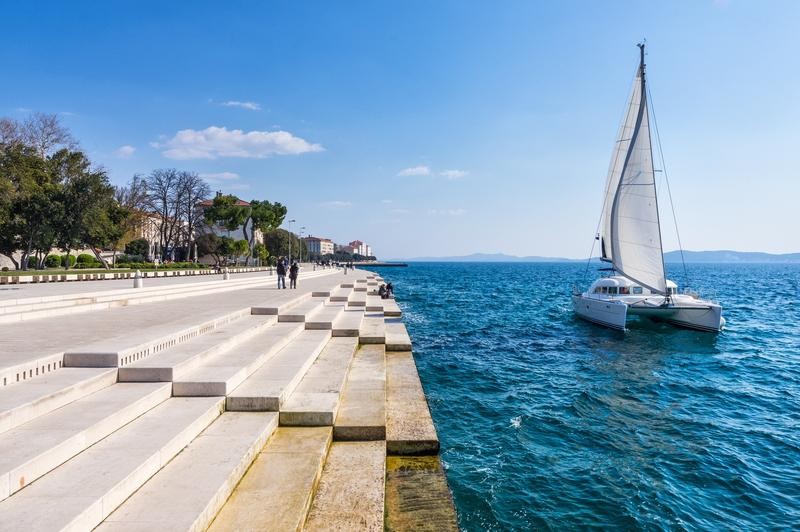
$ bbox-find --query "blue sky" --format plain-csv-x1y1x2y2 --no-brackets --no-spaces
2,1,798,258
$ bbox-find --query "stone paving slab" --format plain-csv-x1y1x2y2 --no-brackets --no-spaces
348,290,367,307
383,298,402,317
386,352,439,455
329,286,352,302
0,382,171,501
0,368,116,434
385,318,413,351
280,337,359,426
359,313,386,344
305,441,385,532
117,315,275,381
334,345,386,441
277,296,325,322
0,397,224,532
208,427,332,532
332,308,364,337
366,294,385,312
226,330,331,411
385,456,459,532
305,303,345,330
172,322,304,397
97,412,277,532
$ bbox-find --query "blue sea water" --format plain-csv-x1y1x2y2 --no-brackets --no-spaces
378,262,799,531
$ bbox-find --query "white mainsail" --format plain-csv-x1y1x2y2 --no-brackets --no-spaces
600,44,666,294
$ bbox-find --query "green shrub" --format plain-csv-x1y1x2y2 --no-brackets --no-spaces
125,239,150,257
62,255,77,267
76,253,96,264
27,256,38,269
45,255,62,268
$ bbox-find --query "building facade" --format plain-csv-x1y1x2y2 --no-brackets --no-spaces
303,236,334,256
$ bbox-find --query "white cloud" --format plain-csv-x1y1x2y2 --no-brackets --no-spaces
428,208,466,216
397,165,431,177
221,100,262,111
390,208,411,215
321,200,352,208
154,126,324,160
115,145,136,159
439,169,468,180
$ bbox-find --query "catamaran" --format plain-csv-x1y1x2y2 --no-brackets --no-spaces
573,44,725,333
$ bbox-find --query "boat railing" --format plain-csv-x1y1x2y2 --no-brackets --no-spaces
681,287,719,303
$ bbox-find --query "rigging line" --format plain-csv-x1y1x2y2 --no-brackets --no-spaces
647,85,689,287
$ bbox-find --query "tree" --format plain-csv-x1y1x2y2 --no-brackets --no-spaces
176,172,209,261
245,200,286,265
204,194,249,234
145,169,185,262
125,238,150,257
263,228,305,262
113,174,149,258
231,239,249,265
253,243,269,264
21,113,77,157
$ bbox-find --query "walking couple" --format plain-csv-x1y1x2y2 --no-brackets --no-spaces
276,257,299,289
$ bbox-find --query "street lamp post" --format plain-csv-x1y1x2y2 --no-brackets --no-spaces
299,226,306,263
287,219,296,264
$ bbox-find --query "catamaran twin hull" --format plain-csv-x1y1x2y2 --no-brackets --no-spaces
572,293,725,332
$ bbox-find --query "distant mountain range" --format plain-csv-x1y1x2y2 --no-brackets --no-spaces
390,250,800,264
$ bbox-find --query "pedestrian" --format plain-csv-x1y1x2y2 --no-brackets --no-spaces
289,260,299,289
276,257,287,289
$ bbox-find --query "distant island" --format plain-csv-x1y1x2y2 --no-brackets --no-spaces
391,250,800,264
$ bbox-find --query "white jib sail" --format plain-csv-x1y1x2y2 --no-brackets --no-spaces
608,52,667,294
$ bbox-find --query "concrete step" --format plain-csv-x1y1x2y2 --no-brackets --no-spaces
0,367,117,434
359,313,386,344
365,294,385,312
332,308,364,337
278,296,326,322
329,286,352,302
386,351,439,455
383,298,402,317
97,412,277,531
172,322,305,397
385,317,413,351
0,396,223,531
118,315,276,382
385,456,459,531
304,441,386,531
305,303,345,330
208,427,332,532
347,290,367,307
334,345,386,441
279,337,359,426
251,291,311,316
226,330,331,412
340,282,355,289
0,382,170,501
63,306,254,368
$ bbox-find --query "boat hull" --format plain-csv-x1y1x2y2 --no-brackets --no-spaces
573,294,725,333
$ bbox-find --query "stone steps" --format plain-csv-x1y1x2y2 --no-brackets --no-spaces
97,412,278,531
359,313,386,344
0,396,223,531
278,296,326,322
385,317,413,351
0,382,170,501
226,330,331,412
347,290,367,307
0,367,117,434
172,322,305,397
386,351,439,455
251,291,312,316
332,308,364,337
279,337,359,426
304,441,386,531
383,298,402,317
334,345,386,441
305,303,345,330
208,427,332,532
365,294,385,312
329,286,352,302
117,315,276,382
62,307,255,369
385,456,459,531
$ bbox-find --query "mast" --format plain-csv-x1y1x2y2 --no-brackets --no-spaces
607,42,668,295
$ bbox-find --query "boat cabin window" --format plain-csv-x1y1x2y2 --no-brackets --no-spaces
593,287,602,294
619,287,630,295
632,286,643,295
601,287,608,294
608,287,618,295
667,287,676,295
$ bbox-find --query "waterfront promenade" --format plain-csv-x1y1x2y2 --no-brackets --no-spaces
0,267,456,530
